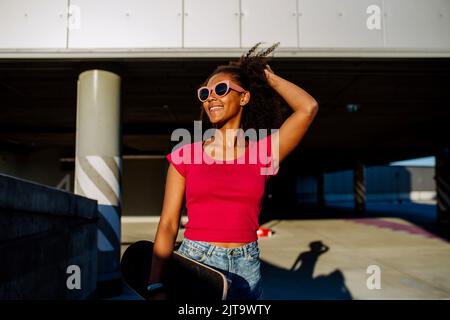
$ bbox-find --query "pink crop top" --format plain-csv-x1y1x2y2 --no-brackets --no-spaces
166,134,279,243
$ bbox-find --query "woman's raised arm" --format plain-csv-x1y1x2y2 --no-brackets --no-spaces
265,65,319,165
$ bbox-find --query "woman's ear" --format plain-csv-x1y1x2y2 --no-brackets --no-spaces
240,91,251,106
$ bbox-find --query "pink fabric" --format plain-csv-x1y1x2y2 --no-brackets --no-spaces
166,134,279,242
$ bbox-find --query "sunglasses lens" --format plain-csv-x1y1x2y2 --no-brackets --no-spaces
215,82,228,97
199,88,210,101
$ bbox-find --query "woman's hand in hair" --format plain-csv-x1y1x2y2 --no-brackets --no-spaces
264,64,279,88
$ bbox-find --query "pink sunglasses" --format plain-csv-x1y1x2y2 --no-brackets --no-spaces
197,80,246,102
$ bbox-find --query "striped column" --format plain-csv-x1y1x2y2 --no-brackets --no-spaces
75,70,122,296
354,160,366,213
436,146,450,224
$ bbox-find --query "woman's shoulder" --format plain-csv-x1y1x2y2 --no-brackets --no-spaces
167,139,204,163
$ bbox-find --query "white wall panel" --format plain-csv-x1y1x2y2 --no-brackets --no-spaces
0,0,449,55
384,0,450,48
69,0,182,48
0,0,67,48
184,0,240,47
299,0,384,48
241,0,298,48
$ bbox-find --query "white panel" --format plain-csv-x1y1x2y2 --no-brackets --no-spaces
0,0,67,48
299,0,384,48
69,0,182,48
184,0,240,47
385,0,450,48
241,0,298,48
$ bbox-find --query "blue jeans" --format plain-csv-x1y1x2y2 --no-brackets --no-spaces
176,238,263,300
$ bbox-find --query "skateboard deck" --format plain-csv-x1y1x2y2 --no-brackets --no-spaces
120,240,228,301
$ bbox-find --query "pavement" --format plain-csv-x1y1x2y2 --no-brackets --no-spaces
115,201,450,300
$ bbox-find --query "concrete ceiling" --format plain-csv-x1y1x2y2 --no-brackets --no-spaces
0,57,449,174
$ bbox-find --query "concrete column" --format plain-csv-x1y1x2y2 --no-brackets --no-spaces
316,172,325,207
354,160,366,213
436,146,450,224
74,70,122,297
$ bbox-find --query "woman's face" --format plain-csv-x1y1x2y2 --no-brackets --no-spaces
202,72,246,126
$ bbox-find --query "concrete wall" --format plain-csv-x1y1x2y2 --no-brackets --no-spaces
316,165,436,204
122,158,167,216
0,173,98,299
0,149,72,192
1,147,436,218
0,151,169,216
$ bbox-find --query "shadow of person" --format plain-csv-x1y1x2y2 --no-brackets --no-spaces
311,269,352,299
260,240,352,299
291,241,329,274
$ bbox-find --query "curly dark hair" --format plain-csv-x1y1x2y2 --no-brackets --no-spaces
199,42,283,140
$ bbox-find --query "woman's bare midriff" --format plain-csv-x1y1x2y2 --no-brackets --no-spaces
208,242,249,248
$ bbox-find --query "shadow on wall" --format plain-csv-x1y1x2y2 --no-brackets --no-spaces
261,241,352,300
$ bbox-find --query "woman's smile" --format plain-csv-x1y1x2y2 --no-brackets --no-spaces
209,105,224,114
207,101,225,118
209,107,223,116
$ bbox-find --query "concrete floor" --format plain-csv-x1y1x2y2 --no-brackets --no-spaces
117,202,450,300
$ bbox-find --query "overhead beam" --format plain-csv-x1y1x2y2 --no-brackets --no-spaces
1,48,450,59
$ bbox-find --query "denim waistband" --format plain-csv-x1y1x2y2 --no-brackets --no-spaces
181,238,259,257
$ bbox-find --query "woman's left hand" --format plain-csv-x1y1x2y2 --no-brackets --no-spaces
264,64,278,88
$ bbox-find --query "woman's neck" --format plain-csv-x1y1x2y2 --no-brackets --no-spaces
211,128,245,148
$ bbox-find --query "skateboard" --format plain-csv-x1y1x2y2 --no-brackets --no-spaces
120,240,228,301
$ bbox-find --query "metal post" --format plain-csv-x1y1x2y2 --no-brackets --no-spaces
354,160,366,213
436,146,450,224
74,69,122,297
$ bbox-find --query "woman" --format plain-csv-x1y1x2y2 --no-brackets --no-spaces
148,43,318,300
